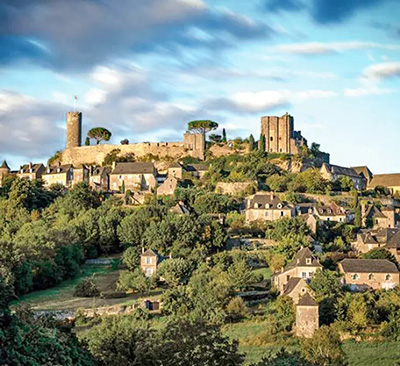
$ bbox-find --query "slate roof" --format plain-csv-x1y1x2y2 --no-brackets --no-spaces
386,230,400,249
44,164,73,175
339,259,399,273
358,228,398,245
91,166,110,176
369,174,400,188
185,164,208,172
287,247,321,269
364,205,387,219
247,192,292,210
297,292,318,306
141,249,159,257
315,203,346,217
18,163,44,174
351,166,373,181
323,163,362,179
0,160,10,170
282,277,302,296
169,162,183,168
170,202,190,215
111,162,155,175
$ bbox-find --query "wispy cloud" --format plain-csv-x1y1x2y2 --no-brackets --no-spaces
363,61,400,80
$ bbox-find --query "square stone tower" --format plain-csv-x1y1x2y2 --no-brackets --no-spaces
295,293,319,338
66,111,82,149
183,132,205,160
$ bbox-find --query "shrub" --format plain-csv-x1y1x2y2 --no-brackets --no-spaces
74,276,100,297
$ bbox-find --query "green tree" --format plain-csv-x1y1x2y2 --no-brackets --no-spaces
227,259,256,291
309,270,343,302
309,142,321,158
122,246,141,270
300,326,348,366
188,120,218,135
251,347,315,366
85,136,90,146
258,134,265,151
87,127,112,145
248,134,255,151
222,128,227,143
363,248,397,263
157,258,193,287
209,134,222,143
117,268,155,294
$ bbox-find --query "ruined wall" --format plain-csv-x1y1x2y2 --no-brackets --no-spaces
61,142,189,166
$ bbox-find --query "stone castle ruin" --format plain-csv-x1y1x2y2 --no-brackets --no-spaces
61,112,206,166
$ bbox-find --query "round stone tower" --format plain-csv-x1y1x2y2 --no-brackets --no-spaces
66,111,82,149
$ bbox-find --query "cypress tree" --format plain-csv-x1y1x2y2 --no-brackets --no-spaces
258,134,265,151
248,134,255,151
222,128,227,143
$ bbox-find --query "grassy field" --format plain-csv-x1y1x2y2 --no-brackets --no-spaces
223,319,400,365
252,267,273,281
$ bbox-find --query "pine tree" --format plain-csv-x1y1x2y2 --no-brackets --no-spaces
222,128,227,143
85,137,90,146
258,134,265,151
248,134,255,151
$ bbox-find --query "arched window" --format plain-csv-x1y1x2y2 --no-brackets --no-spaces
368,273,374,281
351,274,359,280
385,274,392,281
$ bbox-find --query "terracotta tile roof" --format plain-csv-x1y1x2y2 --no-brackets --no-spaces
340,259,399,273
169,162,183,168
111,162,155,175
170,202,190,215
315,203,346,217
369,174,400,188
297,292,318,306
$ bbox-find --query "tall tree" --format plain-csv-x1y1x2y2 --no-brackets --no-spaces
87,127,112,145
248,134,255,151
188,120,218,136
258,134,265,151
222,128,227,143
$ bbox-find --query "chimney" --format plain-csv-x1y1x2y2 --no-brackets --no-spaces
29,162,32,170
142,247,145,254
270,191,274,200
112,161,116,170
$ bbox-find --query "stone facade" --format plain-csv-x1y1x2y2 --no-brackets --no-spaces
16,163,45,181
261,113,307,155
338,258,400,291
42,165,74,187
245,192,295,223
215,181,256,196
89,166,110,191
361,204,396,229
313,202,350,223
140,249,160,277
295,293,319,338
0,161,10,187
66,112,82,149
109,162,157,192
183,132,205,160
157,176,178,196
320,163,366,190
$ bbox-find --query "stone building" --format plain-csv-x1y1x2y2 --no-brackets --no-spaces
361,204,396,229
295,293,319,338
66,111,82,149
72,164,89,186
313,202,350,223
245,192,295,223
338,258,399,291
168,162,184,179
215,181,256,196
352,166,373,185
89,166,110,191
157,176,179,196
282,277,310,304
183,132,205,160
0,160,11,187
320,163,367,190
273,247,322,293
185,164,208,179
352,228,398,254
109,162,157,193
368,173,400,194
140,248,161,277
260,113,307,154
42,164,74,187
16,163,45,181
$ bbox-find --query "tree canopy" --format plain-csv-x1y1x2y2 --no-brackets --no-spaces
87,127,112,145
188,120,218,135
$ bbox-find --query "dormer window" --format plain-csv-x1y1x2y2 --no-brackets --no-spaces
368,273,374,281
57,168,61,173
385,274,392,281
306,258,312,265
351,274,359,280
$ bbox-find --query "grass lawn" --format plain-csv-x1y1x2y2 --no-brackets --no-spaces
252,267,273,281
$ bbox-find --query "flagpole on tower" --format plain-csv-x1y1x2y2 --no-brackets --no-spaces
74,95,78,112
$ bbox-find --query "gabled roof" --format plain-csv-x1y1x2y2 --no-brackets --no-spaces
287,247,321,269
91,166,111,176
141,249,159,257
386,230,400,249
44,164,73,175
185,164,208,172
18,163,44,174
339,259,399,273
247,192,292,210
364,205,388,219
351,166,373,181
169,162,183,168
0,160,10,170
111,162,155,175
282,277,304,296
297,292,318,306
322,163,363,179
369,174,400,188
170,202,190,215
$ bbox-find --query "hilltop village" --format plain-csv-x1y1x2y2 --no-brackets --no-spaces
2,112,400,365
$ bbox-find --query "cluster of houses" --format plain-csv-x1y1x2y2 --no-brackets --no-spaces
0,160,207,202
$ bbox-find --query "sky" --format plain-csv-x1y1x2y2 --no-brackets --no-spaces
1,0,400,173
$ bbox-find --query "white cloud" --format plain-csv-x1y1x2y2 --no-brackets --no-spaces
344,86,394,97
230,91,287,112
363,61,400,80
276,41,400,55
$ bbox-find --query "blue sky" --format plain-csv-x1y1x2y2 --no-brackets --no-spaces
1,0,400,173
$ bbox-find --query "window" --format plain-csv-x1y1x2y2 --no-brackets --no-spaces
368,273,374,281
351,274,359,280
145,268,154,277
306,258,312,265
264,211,269,217
145,257,153,264
302,272,307,278
280,211,284,216
385,274,392,281
270,137,273,141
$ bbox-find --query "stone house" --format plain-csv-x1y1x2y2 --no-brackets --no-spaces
361,204,396,229
215,181,256,196
168,162,184,179
72,164,89,186
157,176,179,196
185,164,208,179
89,166,110,191
0,160,11,187
109,162,157,193
313,202,350,223
42,164,74,187
352,228,398,254
273,247,322,293
16,163,45,181
245,192,295,223
368,173,400,195
320,163,366,190
306,214,319,234
282,277,310,304
338,258,400,291
170,201,190,215
351,166,373,185
295,293,319,338
140,248,162,277
385,231,400,263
